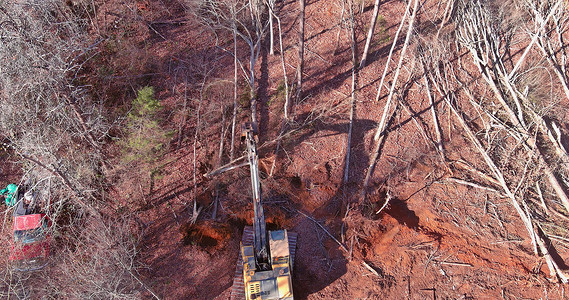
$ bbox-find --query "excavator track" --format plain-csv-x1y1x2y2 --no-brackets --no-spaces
230,226,297,300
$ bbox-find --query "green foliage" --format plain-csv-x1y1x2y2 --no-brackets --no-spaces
121,86,168,163
268,80,287,107
374,15,391,45
363,14,390,48
239,84,252,109
130,86,161,117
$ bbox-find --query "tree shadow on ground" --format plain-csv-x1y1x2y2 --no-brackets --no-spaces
258,36,271,140
139,211,240,299
380,193,444,244
302,38,403,101
292,216,347,299
384,198,419,228
541,227,569,271
266,115,378,297
274,114,379,217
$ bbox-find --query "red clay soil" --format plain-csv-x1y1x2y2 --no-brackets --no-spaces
92,0,569,299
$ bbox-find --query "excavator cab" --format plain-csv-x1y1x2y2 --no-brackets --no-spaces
241,230,293,300
241,122,259,142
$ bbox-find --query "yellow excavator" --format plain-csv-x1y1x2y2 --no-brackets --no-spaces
230,123,296,300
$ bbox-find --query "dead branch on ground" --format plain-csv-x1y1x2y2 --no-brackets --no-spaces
294,209,349,254
456,0,569,214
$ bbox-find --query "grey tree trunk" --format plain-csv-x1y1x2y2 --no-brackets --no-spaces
268,0,275,55
230,19,238,161
296,0,305,102
359,0,381,68
344,0,358,195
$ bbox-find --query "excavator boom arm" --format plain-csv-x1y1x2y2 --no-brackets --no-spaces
244,125,270,270
232,122,294,300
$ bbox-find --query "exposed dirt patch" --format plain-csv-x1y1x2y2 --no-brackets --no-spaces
180,221,231,248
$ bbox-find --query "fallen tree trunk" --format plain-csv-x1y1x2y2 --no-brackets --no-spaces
456,0,569,214
361,0,418,202
535,223,569,283
374,0,413,102
359,0,381,68
344,0,358,196
444,92,537,254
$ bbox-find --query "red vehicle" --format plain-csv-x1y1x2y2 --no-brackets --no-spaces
9,213,50,271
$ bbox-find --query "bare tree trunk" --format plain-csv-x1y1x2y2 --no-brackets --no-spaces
18,153,99,218
424,74,445,159
531,1,569,104
218,107,227,165
457,1,569,214
128,269,162,300
230,19,238,161
276,15,290,121
361,0,418,202
177,79,188,150
239,3,265,126
192,79,206,224
250,41,259,125
335,0,346,54
268,0,275,55
62,94,109,174
526,104,569,160
344,0,357,196
359,0,380,68
540,43,569,102
63,95,99,153
435,0,454,39
296,0,305,102
212,189,219,220
269,13,291,177
374,0,413,102
535,223,569,283
509,0,561,79
200,1,265,157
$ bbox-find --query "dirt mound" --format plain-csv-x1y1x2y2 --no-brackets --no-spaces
180,220,230,249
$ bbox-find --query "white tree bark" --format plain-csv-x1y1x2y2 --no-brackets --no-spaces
359,0,381,68
374,0,413,102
